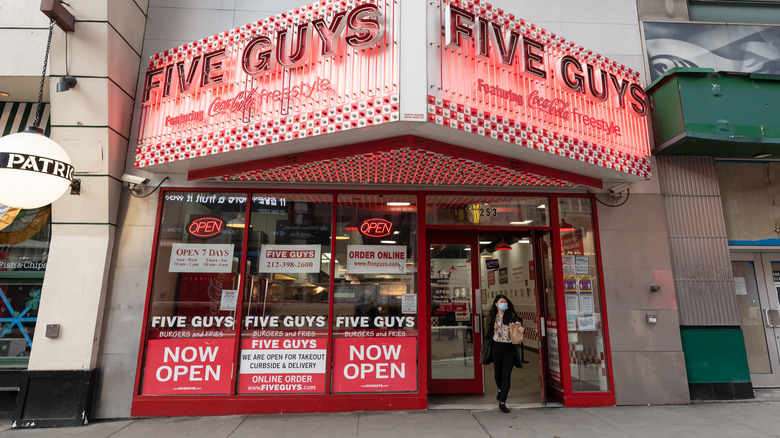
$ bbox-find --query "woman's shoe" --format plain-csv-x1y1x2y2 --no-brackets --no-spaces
499,402,510,413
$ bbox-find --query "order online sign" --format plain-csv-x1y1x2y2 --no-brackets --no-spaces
238,337,327,394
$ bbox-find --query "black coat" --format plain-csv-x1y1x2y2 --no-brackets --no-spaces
479,312,523,367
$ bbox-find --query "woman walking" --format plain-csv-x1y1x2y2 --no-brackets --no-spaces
481,294,521,413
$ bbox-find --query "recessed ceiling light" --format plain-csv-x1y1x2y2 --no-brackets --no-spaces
0,91,9,97
753,153,771,159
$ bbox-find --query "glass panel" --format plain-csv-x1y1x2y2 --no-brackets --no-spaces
731,261,772,373
689,1,780,24
539,231,562,390
772,262,780,304
0,206,51,273
478,234,537,380
0,206,50,368
0,283,40,366
331,194,418,393
716,161,780,244
559,197,609,392
238,193,332,394
140,191,246,395
431,243,473,379
426,195,549,226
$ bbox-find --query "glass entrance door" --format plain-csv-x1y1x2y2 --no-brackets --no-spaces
731,253,780,387
428,231,547,404
428,235,481,393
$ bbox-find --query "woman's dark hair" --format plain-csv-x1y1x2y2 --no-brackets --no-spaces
488,294,516,325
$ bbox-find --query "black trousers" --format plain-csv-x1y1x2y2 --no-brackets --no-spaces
492,341,514,403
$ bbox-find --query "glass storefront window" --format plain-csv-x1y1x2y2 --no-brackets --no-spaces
139,190,422,397
426,195,549,226
140,191,247,395
539,231,562,390
0,206,51,367
716,161,780,244
0,206,50,274
558,197,609,392
0,283,41,365
238,194,332,394
331,194,418,393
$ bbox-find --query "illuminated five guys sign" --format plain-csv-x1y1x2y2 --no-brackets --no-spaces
430,0,651,177
136,0,399,167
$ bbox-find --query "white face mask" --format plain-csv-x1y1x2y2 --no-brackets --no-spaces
497,302,508,311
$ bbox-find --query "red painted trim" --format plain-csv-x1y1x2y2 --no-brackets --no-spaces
417,192,429,397
549,195,572,398
532,229,549,405
131,394,426,417
425,230,485,394
186,135,603,189
228,190,252,395
562,392,615,408
590,195,616,401
326,196,338,394
131,187,618,415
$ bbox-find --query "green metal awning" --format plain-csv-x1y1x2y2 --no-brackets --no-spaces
0,102,50,137
647,68,780,158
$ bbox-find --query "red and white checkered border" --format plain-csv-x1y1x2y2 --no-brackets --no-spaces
427,95,652,178
136,94,400,167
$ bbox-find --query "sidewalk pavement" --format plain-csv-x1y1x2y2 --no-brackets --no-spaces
0,400,778,438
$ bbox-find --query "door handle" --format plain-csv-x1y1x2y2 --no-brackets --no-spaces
766,308,776,328
474,316,480,334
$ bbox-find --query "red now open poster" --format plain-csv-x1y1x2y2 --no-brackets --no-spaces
141,338,234,395
331,337,417,392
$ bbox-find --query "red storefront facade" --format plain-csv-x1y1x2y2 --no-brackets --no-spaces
131,0,650,416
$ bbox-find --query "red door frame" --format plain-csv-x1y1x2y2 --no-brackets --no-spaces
426,231,482,394
130,189,616,417
549,195,616,407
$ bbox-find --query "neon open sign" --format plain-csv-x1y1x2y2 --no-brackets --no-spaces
360,218,392,238
187,217,225,239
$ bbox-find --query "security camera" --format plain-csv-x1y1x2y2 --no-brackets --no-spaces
121,173,149,185
608,181,632,197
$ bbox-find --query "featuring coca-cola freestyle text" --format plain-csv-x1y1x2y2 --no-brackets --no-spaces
446,3,646,118
444,2,647,141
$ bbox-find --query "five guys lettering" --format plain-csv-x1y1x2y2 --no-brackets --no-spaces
143,3,384,103
445,3,647,117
